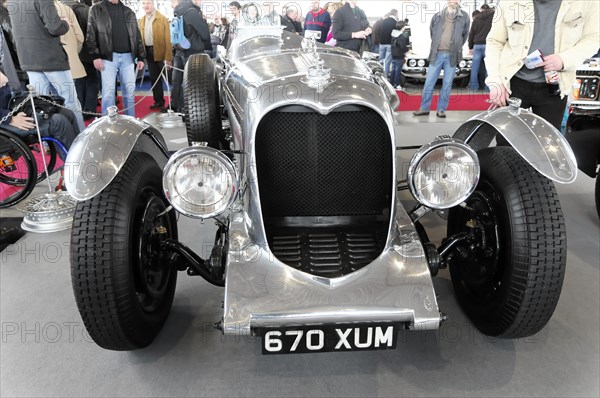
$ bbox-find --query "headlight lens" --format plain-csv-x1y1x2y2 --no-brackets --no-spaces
408,59,417,67
407,138,480,209
467,60,473,68
459,60,467,68
163,145,238,218
417,59,426,67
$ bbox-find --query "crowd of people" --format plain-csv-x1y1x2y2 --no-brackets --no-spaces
0,0,598,150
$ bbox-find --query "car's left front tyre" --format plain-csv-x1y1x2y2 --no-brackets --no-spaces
70,152,178,350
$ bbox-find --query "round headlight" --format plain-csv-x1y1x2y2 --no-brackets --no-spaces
459,60,467,68
163,144,238,218
408,59,417,67
467,60,473,67
407,138,480,210
417,59,425,67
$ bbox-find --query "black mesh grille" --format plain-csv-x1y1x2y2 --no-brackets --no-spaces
255,106,392,218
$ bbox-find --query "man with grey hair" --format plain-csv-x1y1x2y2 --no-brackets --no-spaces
413,0,469,118
486,0,599,130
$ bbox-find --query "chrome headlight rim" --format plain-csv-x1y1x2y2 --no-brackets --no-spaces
459,60,467,68
408,59,417,67
407,138,480,210
162,144,238,219
417,59,426,67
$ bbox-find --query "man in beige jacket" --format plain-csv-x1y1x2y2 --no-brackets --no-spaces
486,0,599,129
55,1,86,83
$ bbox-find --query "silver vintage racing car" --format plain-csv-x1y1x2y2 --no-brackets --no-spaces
65,19,577,353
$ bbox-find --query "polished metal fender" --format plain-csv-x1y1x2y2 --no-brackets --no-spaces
453,100,578,183
64,112,170,201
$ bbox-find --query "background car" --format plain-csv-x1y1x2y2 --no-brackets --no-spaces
565,57,600,217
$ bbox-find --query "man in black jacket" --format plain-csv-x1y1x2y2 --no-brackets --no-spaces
170,0,211,113
87,0,145,117
332,1,371,54
281,7,302,35
467,4,493,91
7,0,86,131
379,9,399,81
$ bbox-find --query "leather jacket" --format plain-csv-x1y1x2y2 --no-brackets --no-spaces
87,0,145,62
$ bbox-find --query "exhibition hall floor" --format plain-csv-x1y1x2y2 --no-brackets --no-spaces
1,111,598,397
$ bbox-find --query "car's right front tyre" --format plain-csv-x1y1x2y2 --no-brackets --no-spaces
447,146,567,338
70,152,178,350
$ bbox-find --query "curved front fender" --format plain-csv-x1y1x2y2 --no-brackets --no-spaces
64,115,170,200
453,107,577,184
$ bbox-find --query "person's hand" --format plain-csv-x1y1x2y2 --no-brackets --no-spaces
93,58,104,71
364,27,372,36
165,60,172,67
137,61,145,71
539,54,564,71
9,112,36,130
469,49,473,56
489,84,510,107
352,30,366,39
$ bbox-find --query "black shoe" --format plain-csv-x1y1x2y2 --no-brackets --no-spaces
436,111,446,118
150,102,165,109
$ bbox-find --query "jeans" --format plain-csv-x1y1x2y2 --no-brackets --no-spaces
101,52,137,117
469,44,487,91
379,44,392,79
391,57,404,87
27,70,86,132
75,62,100,115
419,52,456,112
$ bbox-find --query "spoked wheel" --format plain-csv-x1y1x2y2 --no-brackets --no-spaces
71,152,178,350
447,146,567,338
0,129,37,208
183,53,224,148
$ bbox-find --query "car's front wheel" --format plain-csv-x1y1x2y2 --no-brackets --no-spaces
70,152,178,350
447,146,567,338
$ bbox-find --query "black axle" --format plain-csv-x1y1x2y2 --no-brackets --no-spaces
160,239,225,287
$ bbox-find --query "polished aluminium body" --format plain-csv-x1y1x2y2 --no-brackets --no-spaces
64,25,578,345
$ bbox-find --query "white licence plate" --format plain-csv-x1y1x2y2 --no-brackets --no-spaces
259,323,400,355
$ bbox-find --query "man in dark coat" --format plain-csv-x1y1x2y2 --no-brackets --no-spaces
332,1,371,54
281,7,303,35
7,0,85,130
170,0,211,113
87,0,145,117
413,0,469,118
468,4,494,91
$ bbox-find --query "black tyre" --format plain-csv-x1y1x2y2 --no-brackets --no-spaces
447,146,566,338
596,173,600,218
70,152,178,350
182,53,222,148
0,129,37,208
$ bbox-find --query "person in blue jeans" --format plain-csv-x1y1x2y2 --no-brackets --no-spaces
8,0,86,131
468,5,494,91
378,10,399,81
413,0,469,118
87,0,145,117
